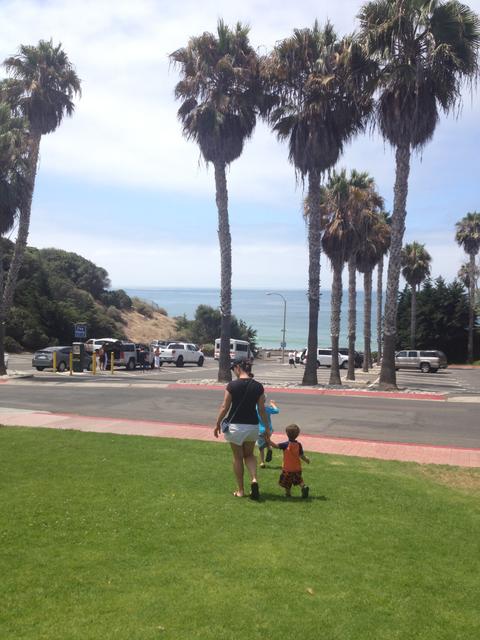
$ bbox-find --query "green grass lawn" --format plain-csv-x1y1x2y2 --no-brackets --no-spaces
1,427,479,640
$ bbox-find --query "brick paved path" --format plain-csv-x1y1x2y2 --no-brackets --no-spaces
1,409,479,468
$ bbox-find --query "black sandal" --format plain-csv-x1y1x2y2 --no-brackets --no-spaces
301,485,309,499
250,482,260,500
265,449,273,463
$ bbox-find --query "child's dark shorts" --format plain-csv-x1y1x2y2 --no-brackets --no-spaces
279,470,303,489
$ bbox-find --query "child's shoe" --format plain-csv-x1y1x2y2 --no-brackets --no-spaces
265,449,273,463
301,485,309,499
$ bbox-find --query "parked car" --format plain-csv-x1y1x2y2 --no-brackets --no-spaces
395,350,448,373
150,340,169,350
159,342,205,367
300,348,349,368
85,338,119,353
338,348,364,368
101,341,138,370
32,346,73,372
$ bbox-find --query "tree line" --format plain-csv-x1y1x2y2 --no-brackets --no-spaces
170,2,479,386
1,1,479,383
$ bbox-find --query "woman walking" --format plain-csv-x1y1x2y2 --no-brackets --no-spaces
215,357,270,499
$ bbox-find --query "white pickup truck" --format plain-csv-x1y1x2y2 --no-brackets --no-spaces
159,342,204,367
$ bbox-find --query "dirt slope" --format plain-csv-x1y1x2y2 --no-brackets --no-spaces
120,309,177,344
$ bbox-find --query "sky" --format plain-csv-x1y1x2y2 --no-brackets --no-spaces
1,0,479,290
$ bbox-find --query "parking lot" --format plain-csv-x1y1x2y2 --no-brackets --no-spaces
6,353,480,395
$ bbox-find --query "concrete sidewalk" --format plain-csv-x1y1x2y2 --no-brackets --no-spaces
1,409,479,468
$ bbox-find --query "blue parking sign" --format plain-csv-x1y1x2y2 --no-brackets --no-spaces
74,323,87,339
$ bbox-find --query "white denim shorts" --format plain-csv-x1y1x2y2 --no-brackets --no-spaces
224,423,259,446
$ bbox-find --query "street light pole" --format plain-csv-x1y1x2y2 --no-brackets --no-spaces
267,292,287,364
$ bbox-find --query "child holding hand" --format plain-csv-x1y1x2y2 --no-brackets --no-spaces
257,397,279,468
271,423,310,498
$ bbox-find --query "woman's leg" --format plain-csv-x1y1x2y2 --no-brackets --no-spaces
230,443,245,496
242,441,258,484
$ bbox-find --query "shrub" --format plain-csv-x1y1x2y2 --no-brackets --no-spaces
106,306,124,323
201,343,214,357
4,336,22,353
22,329,49,350
132,297,154,319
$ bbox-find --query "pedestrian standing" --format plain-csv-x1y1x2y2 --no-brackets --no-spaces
98,346,105,371
154,347,161,369
214,357,270,500
288,350,296,368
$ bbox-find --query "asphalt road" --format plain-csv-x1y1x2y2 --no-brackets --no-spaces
7,354,480,394
2,378,479,449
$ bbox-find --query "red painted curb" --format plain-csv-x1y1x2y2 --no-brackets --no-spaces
166,383,446,401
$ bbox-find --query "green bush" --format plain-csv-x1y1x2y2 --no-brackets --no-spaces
106,306,124,324
4,336,22,353
1,238,128,351
132,297,154,319
22,329,49,350
201,343,214,356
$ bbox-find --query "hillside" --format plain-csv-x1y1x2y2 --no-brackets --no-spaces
121,308,177,344
0,239,180,352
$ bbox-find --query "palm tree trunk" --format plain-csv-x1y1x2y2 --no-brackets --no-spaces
302,171,322,386
329,260,343,385
0,133,41,375
410,285,417,350
376,256,383,364
214,161,232,383
468,252,475,363
0,252,6,376
379,144,411,390
347,255,356,381
363,269,372,372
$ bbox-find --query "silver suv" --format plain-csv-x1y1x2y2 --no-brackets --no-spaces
395,350,448,374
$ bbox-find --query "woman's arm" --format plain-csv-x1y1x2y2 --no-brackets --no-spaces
214,390,232,438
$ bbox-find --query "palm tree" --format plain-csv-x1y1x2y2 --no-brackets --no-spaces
265,22,375,385
455,212,480,362
344,171,383,380
171,21,262,382
401,242,432,350
458,261,480,292
357,210,389,372
376,212,391,364
358,0,480,389
322,170,361,385
0,40,80,370
0,103,28,374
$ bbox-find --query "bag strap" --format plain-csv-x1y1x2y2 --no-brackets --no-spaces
228,378,254,423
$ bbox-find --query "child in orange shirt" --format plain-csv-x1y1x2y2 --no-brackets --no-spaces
271,424,310,498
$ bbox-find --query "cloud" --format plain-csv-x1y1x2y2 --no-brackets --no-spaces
2,0,480,289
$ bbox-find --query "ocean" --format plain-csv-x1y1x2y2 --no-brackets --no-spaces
125,288,379,350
